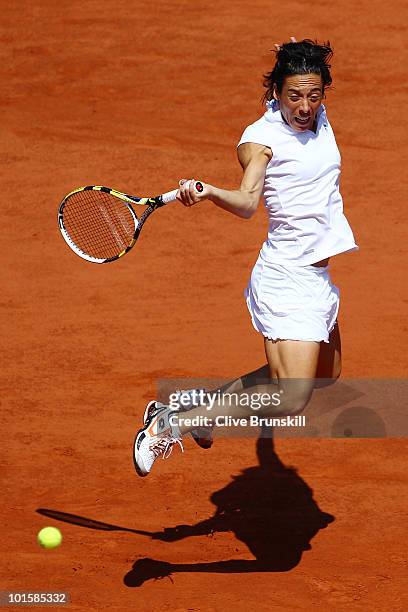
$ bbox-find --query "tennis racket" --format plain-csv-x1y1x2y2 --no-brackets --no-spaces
58,181,203,264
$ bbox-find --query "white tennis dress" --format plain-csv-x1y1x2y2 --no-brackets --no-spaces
238,100,358,343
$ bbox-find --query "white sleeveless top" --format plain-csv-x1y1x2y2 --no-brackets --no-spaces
238,100,358,266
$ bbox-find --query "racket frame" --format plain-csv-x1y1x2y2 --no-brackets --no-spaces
58,185,178,264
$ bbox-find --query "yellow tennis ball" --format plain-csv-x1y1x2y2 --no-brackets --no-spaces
37,526,62,549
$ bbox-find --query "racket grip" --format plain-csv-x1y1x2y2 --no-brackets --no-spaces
161,189,179,204
161,180,204,204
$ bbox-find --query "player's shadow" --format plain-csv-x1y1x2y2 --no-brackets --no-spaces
124,428,335,587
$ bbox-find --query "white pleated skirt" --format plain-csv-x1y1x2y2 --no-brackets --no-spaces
245,256,340,343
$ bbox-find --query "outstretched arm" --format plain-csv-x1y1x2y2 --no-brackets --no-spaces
177,142,272,219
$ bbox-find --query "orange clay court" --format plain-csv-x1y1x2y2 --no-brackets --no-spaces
1,1,407,610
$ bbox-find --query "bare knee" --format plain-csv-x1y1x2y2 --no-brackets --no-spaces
262,396,310,416
262,381,314,416
284,394,312,415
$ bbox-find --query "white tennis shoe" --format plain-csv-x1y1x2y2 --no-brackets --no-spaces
133,404,183,477
144,389,214,449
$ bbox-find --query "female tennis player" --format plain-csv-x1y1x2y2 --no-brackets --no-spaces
133,39,358,477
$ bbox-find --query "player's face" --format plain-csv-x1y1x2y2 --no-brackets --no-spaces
274,74,324,132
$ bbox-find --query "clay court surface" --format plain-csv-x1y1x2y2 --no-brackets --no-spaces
1,1,407,610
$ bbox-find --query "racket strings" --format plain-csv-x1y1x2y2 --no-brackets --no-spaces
62,190,136,259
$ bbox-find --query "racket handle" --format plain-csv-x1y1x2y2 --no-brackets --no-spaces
161,189,179,204
161,180,204,204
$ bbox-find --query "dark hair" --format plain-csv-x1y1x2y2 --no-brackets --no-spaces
262,39,333,103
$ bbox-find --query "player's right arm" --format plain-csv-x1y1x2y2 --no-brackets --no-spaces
177,142,272,219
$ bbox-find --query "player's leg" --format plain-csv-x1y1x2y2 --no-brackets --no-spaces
174,339,321,438
213,322,340,395
133,340,320,476
218,322,340,392
203,322,340,405
216,363,276,392
142,363,275,450
133,261,339,474
186,321,341,427
184,364,276,448
315,322,342,383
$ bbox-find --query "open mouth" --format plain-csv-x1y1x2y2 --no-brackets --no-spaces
294,116,311,126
